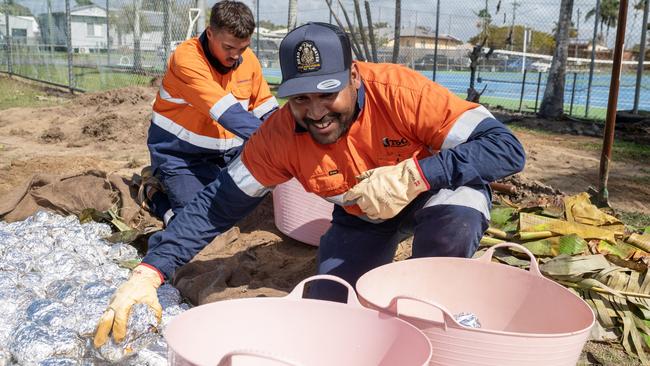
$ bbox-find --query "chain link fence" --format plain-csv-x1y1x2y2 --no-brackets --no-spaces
0,0,648,120
0,0,202,91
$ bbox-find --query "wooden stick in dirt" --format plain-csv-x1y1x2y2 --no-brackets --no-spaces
490,182,518,195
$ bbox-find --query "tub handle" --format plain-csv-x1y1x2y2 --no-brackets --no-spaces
217,349,300,366
286,274,361,307
477,242,542,277
384,295,464,331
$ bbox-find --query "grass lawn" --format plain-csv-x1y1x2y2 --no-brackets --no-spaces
0,74,71,110
9,64,154,91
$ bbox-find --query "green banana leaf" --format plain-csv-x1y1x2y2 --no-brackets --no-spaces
520,234,587,257
490,206,517,229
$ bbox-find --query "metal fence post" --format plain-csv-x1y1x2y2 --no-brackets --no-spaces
633,0,649,114
585,0,600,118
4,2,12,75
163,0,170,69
256,0,260,56
432,0,440,81
569,72,577,116
65,0,74,92
197,0,206,34
106,0,110,66
518,69,527,112
534,71,542,113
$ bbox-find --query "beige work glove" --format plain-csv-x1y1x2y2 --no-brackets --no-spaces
93,264,163,348
343,158,430,220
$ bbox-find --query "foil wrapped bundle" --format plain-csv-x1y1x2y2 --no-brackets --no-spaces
95,304,161,362
454,312,482,328
0,211,189,364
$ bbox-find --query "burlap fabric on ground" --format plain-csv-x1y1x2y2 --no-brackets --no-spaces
0,169,160,232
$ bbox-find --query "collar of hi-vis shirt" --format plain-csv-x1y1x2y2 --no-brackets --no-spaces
199,31,242,75
293,81,366,133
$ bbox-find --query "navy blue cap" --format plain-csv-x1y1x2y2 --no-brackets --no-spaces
277,22,352,98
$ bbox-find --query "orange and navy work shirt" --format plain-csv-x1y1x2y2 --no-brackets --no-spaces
228,61,489,216
143,61,527,279
148,32,278,175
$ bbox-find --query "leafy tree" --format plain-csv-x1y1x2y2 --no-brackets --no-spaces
469,25,555,54
466,1,501,102
258,20,285,31
551,21,578,38
634,0,647,11
0,0,32,16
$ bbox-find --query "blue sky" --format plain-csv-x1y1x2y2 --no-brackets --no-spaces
18,0,648,46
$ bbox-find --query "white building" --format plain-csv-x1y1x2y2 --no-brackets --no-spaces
0,13,40,43
38,4,108,52
38,5,166,53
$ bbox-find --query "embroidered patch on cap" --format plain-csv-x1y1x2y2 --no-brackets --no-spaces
296,41,321,73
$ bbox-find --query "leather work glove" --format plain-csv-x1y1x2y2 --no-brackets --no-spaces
343,158,430,220
93,264,163,348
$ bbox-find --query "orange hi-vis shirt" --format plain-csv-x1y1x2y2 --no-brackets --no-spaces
234,61,482,216
150,36,278,153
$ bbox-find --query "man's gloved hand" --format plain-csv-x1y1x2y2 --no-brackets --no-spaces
343,158,430,220
93,264,163,348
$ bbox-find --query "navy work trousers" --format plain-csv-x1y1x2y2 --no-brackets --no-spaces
309,185,490,302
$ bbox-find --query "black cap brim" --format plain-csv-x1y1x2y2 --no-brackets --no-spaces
277,70,350,98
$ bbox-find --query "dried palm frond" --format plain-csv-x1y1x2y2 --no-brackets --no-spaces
482,193,650,363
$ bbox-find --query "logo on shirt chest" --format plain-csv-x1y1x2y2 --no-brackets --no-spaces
382,137,410,148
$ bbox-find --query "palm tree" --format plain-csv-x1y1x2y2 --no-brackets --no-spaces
539,0,575,118
586,0,619,44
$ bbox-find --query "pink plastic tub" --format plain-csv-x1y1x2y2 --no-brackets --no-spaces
164,275,432,366
272,178,334,246
356,243,595,366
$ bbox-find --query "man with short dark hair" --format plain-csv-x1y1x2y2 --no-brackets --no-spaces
95,22,525,346
141,0,278,227
93,1,277,348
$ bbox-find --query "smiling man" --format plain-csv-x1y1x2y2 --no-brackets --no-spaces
140,0,278,227
95,22,525,346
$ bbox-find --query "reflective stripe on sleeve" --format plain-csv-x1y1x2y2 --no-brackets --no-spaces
441,105,494,150
423,186,491,220
252,97,279,118
151,112,244,150
227,155,270,197
159,86,188,104
209,93,239,121
238,99,250,110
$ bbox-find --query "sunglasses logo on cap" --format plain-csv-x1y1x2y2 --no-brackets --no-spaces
296,41,321,73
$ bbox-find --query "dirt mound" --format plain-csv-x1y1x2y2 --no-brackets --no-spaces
40,127,65,143
172,196,318,305
79,112,148,144
76,86,153,108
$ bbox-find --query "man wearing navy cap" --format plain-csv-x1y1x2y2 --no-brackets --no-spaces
95,22,525,344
